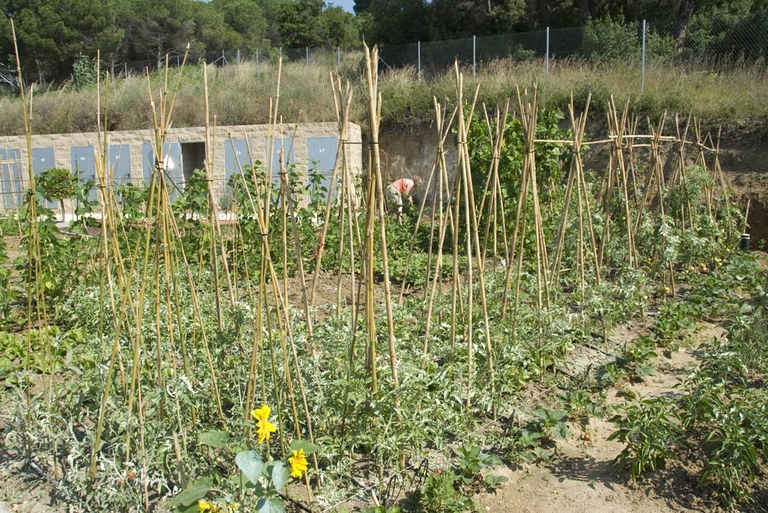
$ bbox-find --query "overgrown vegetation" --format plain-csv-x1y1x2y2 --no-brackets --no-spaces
1,41,766,513
1,51,767,137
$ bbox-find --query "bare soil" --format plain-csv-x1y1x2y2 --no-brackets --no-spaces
474,322,727,513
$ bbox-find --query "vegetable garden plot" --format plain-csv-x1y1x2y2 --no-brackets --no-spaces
1,37,766,513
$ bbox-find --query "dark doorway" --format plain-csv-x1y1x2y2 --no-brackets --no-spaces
181,142,206,182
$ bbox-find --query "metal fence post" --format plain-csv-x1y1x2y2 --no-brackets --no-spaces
237,49,241,64
417,41,421,80
546,27,550,79
641,19,646,95
473,35,477,78
306,47,309,69
337,46,341,72
256,50,259,72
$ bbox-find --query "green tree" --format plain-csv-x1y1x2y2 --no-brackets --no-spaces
211,0,270,52
120,0,198,65
273,0,325,47
365,0,430,44
192,2,242,56
320,6,360,48
3,0,123,82
429,0,526,38
354,0,371,13
70,54,97,89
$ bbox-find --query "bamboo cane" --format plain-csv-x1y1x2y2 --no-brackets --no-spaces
423,99,457,353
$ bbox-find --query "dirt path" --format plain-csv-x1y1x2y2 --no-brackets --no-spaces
0,461,62,513
474,322,726,513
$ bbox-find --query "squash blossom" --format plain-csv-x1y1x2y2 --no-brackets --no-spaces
289,448,308,478
251,404,277,444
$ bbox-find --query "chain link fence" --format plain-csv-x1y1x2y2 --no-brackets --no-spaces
378,18,768,79
101,15,768,84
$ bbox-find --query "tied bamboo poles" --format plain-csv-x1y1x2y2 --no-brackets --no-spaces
397,104,457,306
126,53,239,507
278,141,317,352
635,112,670,235
710,128,733,241
90,52,239,501
597,97,637,271
360,43,399,400
692,122,732,236
670,114,695,232
422,99,457,354
10,16,54,473
501,87,551,324
649,113,677,292
478,102,511,264
226,60,320,489
549,94,601,292
451,63,496,414
309,75,356,314
202,63,236,333
331,78,363,320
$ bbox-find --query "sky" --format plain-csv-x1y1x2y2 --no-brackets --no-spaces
326,0,355,12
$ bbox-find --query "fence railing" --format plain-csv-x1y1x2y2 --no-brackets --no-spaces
101,17,768,83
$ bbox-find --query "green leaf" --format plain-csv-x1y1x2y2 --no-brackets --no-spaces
636,364,656,377
289,439,320,455
165,477,213,508
198,430,230,448
257,497,285,513
236,450,264,484
484,474,509,487
271,461,290,490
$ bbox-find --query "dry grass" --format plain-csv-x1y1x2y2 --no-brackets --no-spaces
0,54,766,135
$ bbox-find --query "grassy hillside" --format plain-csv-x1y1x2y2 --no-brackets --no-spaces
1,54,767,135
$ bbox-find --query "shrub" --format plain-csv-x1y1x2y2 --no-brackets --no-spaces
37,167,75,215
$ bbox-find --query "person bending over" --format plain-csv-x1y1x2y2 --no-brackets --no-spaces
387,177,420,221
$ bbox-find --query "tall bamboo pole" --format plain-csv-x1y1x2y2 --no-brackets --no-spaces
423,99,457,353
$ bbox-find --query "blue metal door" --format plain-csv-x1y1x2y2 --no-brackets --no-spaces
32,147,56,209
0,148,23,209
307,136,339,202
107,144,132,186
270,137,295,192
224,139,251,182
71,145,97,203
142,143,183,201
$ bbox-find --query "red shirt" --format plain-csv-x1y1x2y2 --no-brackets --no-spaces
391,178,415,195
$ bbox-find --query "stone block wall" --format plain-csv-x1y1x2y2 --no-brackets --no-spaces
0,122,362,214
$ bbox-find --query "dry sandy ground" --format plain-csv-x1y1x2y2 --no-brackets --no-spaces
473,324,727,513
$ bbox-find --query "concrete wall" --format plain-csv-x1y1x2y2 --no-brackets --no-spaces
0,121,362,212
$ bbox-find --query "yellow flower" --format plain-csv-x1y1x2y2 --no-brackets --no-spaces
289,448,308,478
251,404,271,422
251,404,277,444
198,499,216,512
